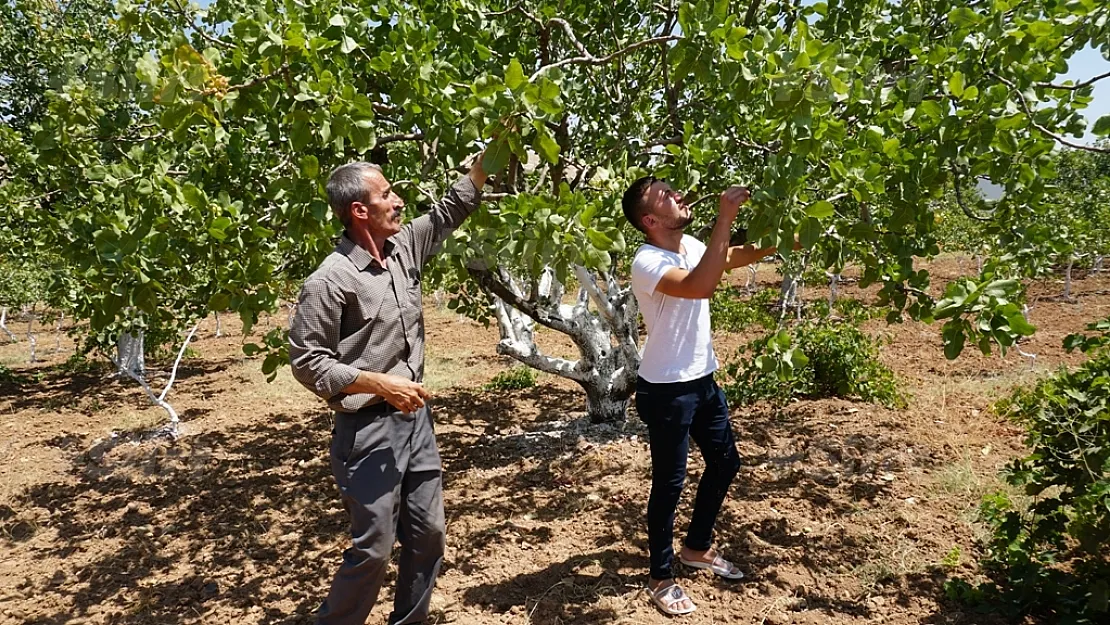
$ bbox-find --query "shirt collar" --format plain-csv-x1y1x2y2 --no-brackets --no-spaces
337,234,394,270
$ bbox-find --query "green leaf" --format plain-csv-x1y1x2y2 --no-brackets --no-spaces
1092,114,1110,137
585,228,614,250
1007,312,1036,336
299,155,320,179
505,58,526,91
806,200,834,219
533,124,561,164
798,216,822,250
947,7,980,28
482,137,512,174
949,72,965,98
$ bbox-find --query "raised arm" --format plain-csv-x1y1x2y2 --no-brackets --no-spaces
653,187,750,299
408,150,487,265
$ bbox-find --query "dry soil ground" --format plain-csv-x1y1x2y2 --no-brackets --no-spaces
1,256,1108,625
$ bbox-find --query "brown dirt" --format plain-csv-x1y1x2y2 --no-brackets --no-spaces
2,256,1107,625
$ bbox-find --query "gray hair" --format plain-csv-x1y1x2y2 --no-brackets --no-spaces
325,162,383,227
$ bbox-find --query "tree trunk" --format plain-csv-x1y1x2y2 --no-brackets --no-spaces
828,273,840,308
473,264,640,424
1064,256,1074,301
214,311,223,337
26,306,37,364
0,307,15,342
117,330,145,376
583,384,631,424
54,314,64,354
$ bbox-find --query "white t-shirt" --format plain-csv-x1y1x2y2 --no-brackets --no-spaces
631,234,718,383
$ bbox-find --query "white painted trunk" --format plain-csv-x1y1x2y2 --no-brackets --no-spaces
744,265,758,294
479,264,640,423
0,307,15,342
214,311,223,337
27,317,36,363
117,331,145,376
828,273,840,308
54,314,64,354
780,273,802,321
1064,257,1074,301
25,305,36,363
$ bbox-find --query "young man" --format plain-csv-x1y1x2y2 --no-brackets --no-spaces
622,176,776,616
289,156,487,625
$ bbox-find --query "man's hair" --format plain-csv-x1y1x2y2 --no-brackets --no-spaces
326,162,383,228
622,175,659,233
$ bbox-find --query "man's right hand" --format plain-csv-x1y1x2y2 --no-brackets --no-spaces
348,371,432,413
719,186,751,222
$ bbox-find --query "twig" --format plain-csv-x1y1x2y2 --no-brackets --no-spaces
1036,70,1110,91
990,71,1110,154
531,35,682,81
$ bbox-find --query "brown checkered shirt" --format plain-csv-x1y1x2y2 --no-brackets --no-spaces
289,175,481,412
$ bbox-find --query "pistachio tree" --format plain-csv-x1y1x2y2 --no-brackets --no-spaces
3,0,1110,422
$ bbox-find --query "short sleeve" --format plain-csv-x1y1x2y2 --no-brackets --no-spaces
632,247,681,297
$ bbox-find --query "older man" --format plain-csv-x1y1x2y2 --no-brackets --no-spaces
290,156,487,625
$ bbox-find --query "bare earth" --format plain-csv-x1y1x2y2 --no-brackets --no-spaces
1,256,1108,625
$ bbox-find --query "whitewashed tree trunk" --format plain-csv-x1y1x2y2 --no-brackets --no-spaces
286,303,296,328
53,314,64,354
26,306,37,363
111,322,201,437
213,311,223,337
976,254,983,275
117,331,145,377
472,263,640,423
828,273,841,308
1094,256,1104,273
1064,256,1075,301
779,272,801,322
744,264,758,294
0,307,15,342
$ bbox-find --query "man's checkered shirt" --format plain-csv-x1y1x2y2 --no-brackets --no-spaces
289,176,481,412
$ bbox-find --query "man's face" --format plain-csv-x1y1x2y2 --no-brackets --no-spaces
641,180,693,233
350,169,405,237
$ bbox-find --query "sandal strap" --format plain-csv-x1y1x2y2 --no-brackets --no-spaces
653,583,688,606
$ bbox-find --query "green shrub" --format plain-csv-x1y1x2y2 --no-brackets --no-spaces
710,287,777,332
722,320,903,408
948,318,1110,623
0,363,24,384
484,366,537,391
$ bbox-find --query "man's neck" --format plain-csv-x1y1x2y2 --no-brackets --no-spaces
348,228,391,266
646,229,684,253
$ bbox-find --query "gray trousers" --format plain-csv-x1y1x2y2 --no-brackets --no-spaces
317,404,446,625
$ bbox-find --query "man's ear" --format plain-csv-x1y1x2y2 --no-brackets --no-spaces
349,201,368,222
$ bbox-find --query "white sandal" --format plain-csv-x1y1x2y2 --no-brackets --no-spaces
679,552,745,580
647,581,697,616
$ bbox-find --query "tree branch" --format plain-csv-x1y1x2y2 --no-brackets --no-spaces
744,0,763,28
1036,69,1110,91
531,35,682,81
377,132,425,145
469,265,575,335
224,63,290,93
990,71,1110,154
951,165,994,223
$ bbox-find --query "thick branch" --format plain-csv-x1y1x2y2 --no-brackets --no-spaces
496,337,586,382
469,265,575,335
744,0,763,28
